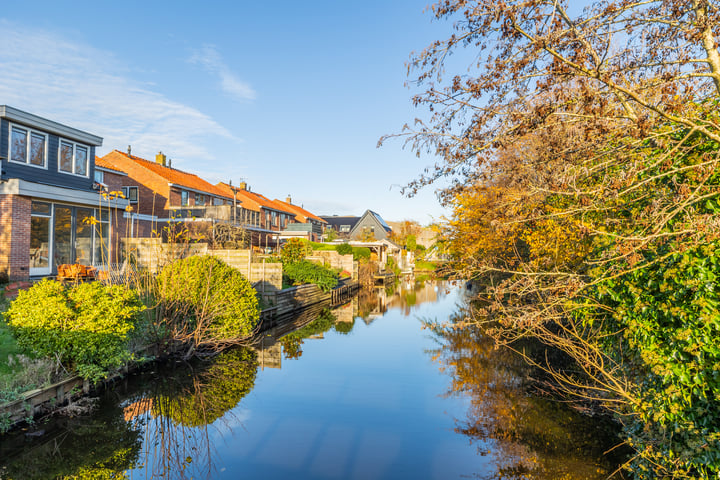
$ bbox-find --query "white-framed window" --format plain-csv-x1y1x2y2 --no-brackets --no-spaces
9,124,48,168
122,186,138,203
94,169,104,183
340,225,351,233
59,139,89,177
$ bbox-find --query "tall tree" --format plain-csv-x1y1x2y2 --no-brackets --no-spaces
385,1,720,478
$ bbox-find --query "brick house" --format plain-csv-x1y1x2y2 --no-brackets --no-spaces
99,149,234,240
215,182,297,248
0,106,128,280
273,196,327,241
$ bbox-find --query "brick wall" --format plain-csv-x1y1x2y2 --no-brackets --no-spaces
0,194,31,281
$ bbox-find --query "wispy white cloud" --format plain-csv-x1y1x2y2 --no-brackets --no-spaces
189,44,256,101
0,20,236,163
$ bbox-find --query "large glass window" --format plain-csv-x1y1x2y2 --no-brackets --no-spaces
41,204,111,273
181,191,189,206
10,125,47,168
59,139,89,176
93,210,110,265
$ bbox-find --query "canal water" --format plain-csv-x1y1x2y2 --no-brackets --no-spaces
0,281,625,479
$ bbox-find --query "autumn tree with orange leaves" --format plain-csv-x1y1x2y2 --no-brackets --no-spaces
385,1,720,478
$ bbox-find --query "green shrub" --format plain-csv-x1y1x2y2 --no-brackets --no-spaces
336,243,352,255
157,255,259,342
281,238,312,264
580,242,720,478
4,279,144,382
352,247,371,262
283,260,339,292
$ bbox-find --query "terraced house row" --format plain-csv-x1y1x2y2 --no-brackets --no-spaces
0,106,328,281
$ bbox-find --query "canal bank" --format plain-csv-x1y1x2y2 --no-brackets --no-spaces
0,280,360,432
0,281,626,479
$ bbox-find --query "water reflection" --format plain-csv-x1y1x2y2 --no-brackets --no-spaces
354,277,445,322
0,349,258,479
429,300,628,480
0,281,625,479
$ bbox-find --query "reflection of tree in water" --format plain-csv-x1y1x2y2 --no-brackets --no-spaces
152,348,258,427
4,347,260,480
280,309,337,359
125,347,259,479
0,402,141,479
429,308,628,480
333,318,355,334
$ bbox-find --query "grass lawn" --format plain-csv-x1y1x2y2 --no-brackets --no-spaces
0,297,59,407
0,320,24,377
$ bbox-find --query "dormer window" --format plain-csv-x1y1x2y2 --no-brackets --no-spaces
59,140,89,177
10,124,47,168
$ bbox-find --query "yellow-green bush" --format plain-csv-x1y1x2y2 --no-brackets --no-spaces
157,255,259,342
4,279,144,381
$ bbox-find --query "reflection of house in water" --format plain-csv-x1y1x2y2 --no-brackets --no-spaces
123,398,154,422
255,340,283,370
333,301,355,324
354,280,444,322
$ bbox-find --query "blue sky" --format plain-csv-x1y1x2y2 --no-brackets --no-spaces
0,1,453,224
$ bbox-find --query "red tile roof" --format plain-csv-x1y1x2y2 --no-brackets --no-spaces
102,150,231,199
216,183,295,215
94,156,125,173
273,199,327,224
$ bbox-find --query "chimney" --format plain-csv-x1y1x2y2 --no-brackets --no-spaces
127,145,132,156
239,181,247,190
155,151,167,166
286,195,292,204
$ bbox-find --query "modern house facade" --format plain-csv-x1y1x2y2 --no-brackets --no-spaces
0,106,127,280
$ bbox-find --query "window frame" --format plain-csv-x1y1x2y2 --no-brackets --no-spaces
58,138,90,177
181,190,189,206
122,186,139,203
8,123,48,170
